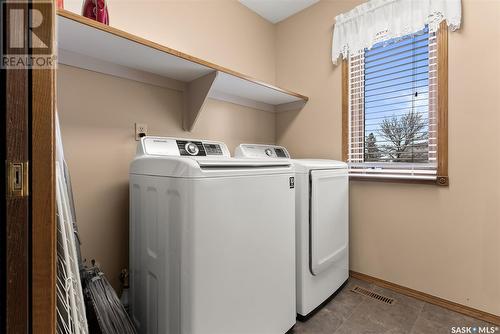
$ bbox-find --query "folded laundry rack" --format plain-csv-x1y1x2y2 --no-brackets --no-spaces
55,113,136,334
56,110,88,334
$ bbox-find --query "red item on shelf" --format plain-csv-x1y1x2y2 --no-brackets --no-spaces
56,0,64,9
82,0,109,25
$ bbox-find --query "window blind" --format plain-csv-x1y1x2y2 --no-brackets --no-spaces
347,27,438,180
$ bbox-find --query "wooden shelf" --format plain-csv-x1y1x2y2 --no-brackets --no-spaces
56,9,308,131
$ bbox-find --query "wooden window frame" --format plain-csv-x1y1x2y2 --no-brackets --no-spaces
342,21,449,186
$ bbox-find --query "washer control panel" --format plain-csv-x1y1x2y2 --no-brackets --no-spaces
203,143,224,156
139,137,230,157
235,144,290,159
177,140,205,156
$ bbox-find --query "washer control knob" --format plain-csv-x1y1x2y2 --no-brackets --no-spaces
185,142,199,155
265,148,273,157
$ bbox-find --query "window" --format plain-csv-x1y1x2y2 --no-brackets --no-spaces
342,22,448,185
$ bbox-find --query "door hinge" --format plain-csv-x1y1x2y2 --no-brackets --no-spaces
7,161,29,198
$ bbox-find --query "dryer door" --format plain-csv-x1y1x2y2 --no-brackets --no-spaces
310,169,348,275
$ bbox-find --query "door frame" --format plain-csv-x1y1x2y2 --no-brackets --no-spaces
31,0,56,332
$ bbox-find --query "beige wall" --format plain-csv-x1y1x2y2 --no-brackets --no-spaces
275,0,500,316
58,1,277,289
59,0,500,316
64,0,276,83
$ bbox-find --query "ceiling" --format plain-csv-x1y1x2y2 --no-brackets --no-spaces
239,0,320,24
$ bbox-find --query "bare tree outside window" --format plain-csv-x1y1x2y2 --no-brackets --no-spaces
377,110,429,162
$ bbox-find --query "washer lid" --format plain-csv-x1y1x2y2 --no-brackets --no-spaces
132,137,292,177
131,155,293,178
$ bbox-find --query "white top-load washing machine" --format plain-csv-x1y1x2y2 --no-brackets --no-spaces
235,144,348,319
129,137,296,334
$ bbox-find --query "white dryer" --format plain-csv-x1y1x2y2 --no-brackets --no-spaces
130,137,296,334
235,144,349,319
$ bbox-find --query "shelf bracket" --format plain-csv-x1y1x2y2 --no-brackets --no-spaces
183,71,218,131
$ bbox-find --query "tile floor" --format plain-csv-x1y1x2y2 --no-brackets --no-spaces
291,278,497,334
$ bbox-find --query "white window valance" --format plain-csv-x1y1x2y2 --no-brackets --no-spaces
331,0,461,64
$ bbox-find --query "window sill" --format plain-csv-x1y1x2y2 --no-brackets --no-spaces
349,175,449,186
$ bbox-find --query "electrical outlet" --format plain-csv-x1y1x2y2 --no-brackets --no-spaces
135,123,148,141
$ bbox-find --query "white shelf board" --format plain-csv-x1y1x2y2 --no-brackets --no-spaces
58,15,212,82
56,10,308,130
211,72,299,106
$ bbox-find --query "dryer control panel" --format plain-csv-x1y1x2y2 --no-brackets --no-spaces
235,144,290,159
138,136,230,157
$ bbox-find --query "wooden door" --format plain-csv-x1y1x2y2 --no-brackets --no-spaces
2,0,56,332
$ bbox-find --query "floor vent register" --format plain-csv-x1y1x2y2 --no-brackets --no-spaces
351,286,395,305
